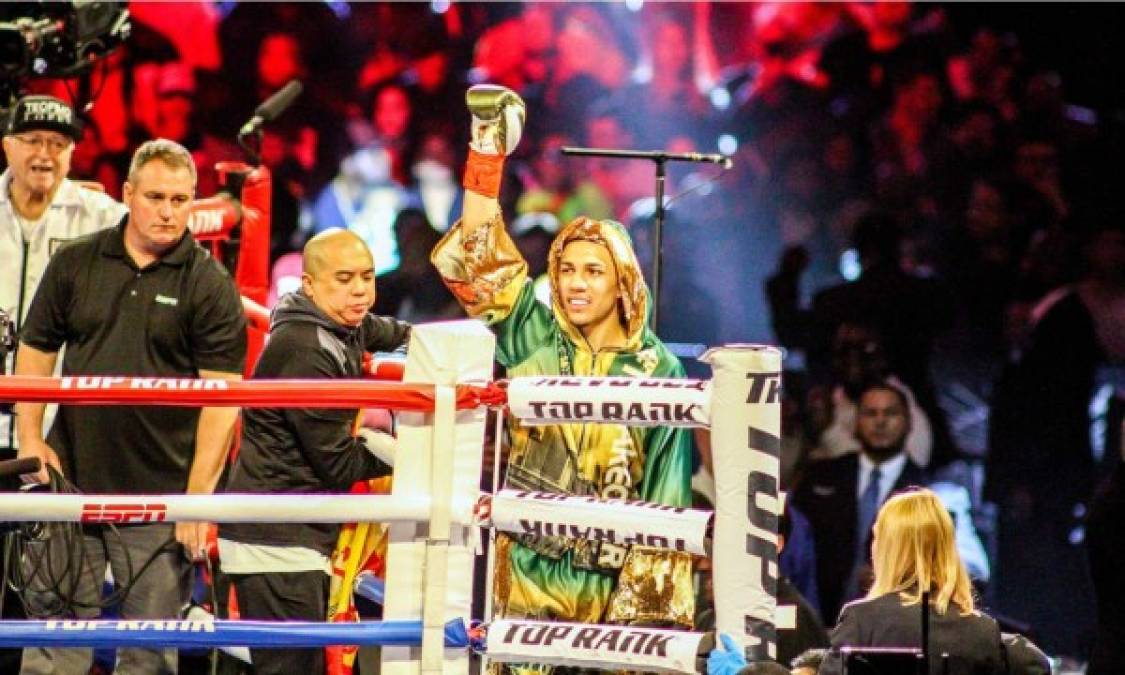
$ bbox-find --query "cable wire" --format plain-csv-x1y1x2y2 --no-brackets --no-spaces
3,467,180,619
663,166,733,211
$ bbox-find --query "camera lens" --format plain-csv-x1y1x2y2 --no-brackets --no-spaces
0,25,30,76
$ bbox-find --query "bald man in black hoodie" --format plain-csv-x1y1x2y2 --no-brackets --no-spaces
219,229,410,675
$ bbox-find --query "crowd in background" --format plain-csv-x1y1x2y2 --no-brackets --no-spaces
7,1,1125,667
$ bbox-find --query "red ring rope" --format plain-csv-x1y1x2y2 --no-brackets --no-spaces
0,376,506,411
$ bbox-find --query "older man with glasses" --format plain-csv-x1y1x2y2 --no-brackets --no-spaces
0,95,126,455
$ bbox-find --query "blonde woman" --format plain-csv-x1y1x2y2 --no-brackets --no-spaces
820,488,1006,675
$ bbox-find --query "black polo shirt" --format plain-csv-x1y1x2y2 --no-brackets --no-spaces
20,218,246,494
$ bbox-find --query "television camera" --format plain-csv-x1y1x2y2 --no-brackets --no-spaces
0,1,130,108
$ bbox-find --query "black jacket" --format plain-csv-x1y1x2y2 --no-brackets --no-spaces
1088,462,1125,675
220,292,410,555
818,592,1005,675
778,575,830,667
794,453,928,625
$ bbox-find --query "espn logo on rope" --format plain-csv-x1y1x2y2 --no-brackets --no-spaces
81,503,168,524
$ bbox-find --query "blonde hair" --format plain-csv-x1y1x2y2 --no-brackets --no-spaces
867,488,975,615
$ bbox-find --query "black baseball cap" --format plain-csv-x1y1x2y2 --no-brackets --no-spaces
5,95,83,141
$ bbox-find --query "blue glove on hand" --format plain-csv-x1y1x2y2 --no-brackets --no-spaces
708,633,748,675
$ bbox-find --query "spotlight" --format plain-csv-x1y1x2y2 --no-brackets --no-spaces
717,134,738,156
839,248,861,281
466,66,487,84
709,87,731,111
431,0,450,14
625,0,644,12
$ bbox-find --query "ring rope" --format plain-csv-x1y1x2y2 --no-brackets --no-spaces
0,376,504,411
0,363,771,670
354,571,385,605
0,491,710,555
0,493,434,524
0,618,470,649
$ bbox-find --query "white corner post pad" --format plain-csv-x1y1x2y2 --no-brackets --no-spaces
700,345,784,661
381,320,495,675
360,428,398,466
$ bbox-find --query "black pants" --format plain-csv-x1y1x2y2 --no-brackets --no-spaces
231,571,329,675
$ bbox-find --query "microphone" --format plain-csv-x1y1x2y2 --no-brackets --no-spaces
561,146,733,169
238,80,304,137
682,152,734,169
0,457,40,479
0,456,42,490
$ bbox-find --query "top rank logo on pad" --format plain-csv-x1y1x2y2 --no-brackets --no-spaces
499,622,674,656
510,376,711,427
526,400,700,424
746,372,781,405
487,619,706,673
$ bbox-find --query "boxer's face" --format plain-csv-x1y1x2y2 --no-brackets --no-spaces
122,159,195,257
303,240,375,327
557,240,621,336
2,130,73,199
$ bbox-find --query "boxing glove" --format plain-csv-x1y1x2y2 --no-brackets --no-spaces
466,84,525,156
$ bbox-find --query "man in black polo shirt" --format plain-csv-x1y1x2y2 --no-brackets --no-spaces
14,138,246,675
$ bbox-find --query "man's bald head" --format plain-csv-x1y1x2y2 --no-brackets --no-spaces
300,229,377,327
303,228,372,279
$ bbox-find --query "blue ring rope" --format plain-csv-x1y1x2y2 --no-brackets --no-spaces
0,618,468,649
354,572,385,605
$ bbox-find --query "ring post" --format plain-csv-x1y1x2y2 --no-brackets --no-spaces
700,345,783,661
382,320,495,675
422,383,456,674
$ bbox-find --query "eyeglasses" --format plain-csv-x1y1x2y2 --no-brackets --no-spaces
11,134,73,155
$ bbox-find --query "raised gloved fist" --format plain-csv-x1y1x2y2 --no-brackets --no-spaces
467,84,525,156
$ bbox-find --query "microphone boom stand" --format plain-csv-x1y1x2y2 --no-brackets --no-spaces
562,147,730,331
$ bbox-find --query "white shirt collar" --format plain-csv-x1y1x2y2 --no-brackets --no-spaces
858,451,908,505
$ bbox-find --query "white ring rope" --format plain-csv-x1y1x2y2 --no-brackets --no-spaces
0,491,711,556
0,493,434,524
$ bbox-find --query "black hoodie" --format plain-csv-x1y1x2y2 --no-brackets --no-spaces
220,291,410,555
